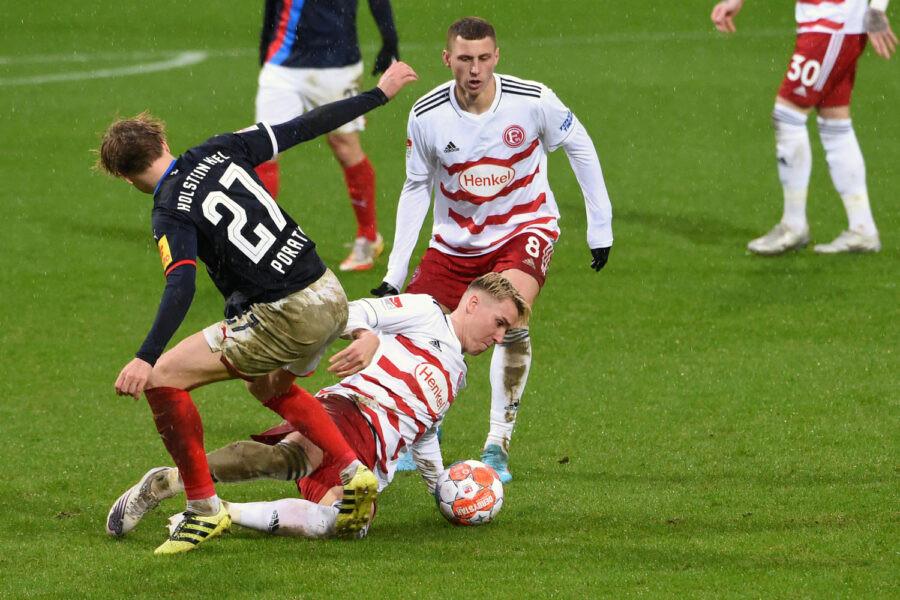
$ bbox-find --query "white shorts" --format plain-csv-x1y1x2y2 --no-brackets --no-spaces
255,62,366,136
202,269,348,378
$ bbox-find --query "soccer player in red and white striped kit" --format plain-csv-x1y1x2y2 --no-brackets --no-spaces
712,0,896,254
371,17,614,482
106,274,529,539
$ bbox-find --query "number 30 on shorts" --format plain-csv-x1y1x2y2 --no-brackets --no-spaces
787,53,821,88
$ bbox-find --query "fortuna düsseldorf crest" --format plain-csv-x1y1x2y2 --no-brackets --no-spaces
503,125,525,148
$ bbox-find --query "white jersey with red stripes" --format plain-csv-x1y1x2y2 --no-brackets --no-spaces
316,294,466,492
404,73,610,257
795,0,868,34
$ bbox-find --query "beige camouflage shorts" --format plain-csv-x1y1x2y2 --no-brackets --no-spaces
203,269,348,378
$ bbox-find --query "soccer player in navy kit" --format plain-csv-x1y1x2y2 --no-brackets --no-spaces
97,61,417,554
255,0,400,271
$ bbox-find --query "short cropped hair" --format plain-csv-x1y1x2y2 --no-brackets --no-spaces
446,17,497,49
467,272,530,325
95,111,166,177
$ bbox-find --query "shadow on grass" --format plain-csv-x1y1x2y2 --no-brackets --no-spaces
615,207,760,246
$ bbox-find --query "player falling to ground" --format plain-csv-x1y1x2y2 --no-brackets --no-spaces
371,17,613,482
255,0,400,271
107,274,529,540
96,61,417,554
712,0,896,255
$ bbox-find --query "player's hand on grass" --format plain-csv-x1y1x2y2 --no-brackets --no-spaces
373,40,399,75
866,10,897,59
590,247,611,272
711,0,744,33
376,61,418,100
115,357,153,400
371,281,400,297
328,330,379,377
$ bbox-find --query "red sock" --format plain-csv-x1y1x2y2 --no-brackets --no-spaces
255,160,280,200
263,385,357,469
342,157,376,240
145,387,216,500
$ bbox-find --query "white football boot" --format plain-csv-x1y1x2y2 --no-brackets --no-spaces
747,223,810,255
340,233,384,271
813,230,881,254
106,467,174,536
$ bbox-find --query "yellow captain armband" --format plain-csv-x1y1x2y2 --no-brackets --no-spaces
157,235,173,271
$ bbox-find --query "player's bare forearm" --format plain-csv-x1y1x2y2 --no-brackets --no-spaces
375,61,418,100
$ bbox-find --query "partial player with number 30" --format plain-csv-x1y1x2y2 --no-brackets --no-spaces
94,61,417,554
711,0,896,255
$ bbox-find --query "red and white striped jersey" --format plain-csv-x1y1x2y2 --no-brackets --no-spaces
316,294,466,491
795,0,868,34
391,73,612,275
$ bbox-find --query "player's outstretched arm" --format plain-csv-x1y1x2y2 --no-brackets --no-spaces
866,8,898,59
375,61,418,100
270,63,414,154
711,0,745,33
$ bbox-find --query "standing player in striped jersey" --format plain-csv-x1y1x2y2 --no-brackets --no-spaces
105,274,529,540
371,17,614,482
98,62,417,553
712,0,896,254
255,0,400,271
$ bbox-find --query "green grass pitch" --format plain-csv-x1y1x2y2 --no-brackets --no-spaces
1,1,898,598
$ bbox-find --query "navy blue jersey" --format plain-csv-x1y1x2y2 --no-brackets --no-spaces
134,88,389,365
260,0,396,68
152,124,325,307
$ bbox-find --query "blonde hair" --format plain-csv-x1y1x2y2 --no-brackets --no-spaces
95,111,166,177
467,273,530,325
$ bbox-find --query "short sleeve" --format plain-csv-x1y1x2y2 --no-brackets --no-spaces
539,86,577,153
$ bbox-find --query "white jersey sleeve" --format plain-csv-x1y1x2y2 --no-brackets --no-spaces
345,294,442,336
383,177,432,290
538,85,578,152
410,425,444,494
561,119,614,248
405,101,439,182
538,85,613,248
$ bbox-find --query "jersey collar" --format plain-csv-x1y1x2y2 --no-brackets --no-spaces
449,73,502,118
153,159,178,196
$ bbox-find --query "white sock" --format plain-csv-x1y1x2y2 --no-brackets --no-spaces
816,116,878,236
772,103,811,232
186,494,220,516
226,499,337,538
486,328,531,451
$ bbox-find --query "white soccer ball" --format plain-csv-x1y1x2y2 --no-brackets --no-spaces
434,459,504,526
